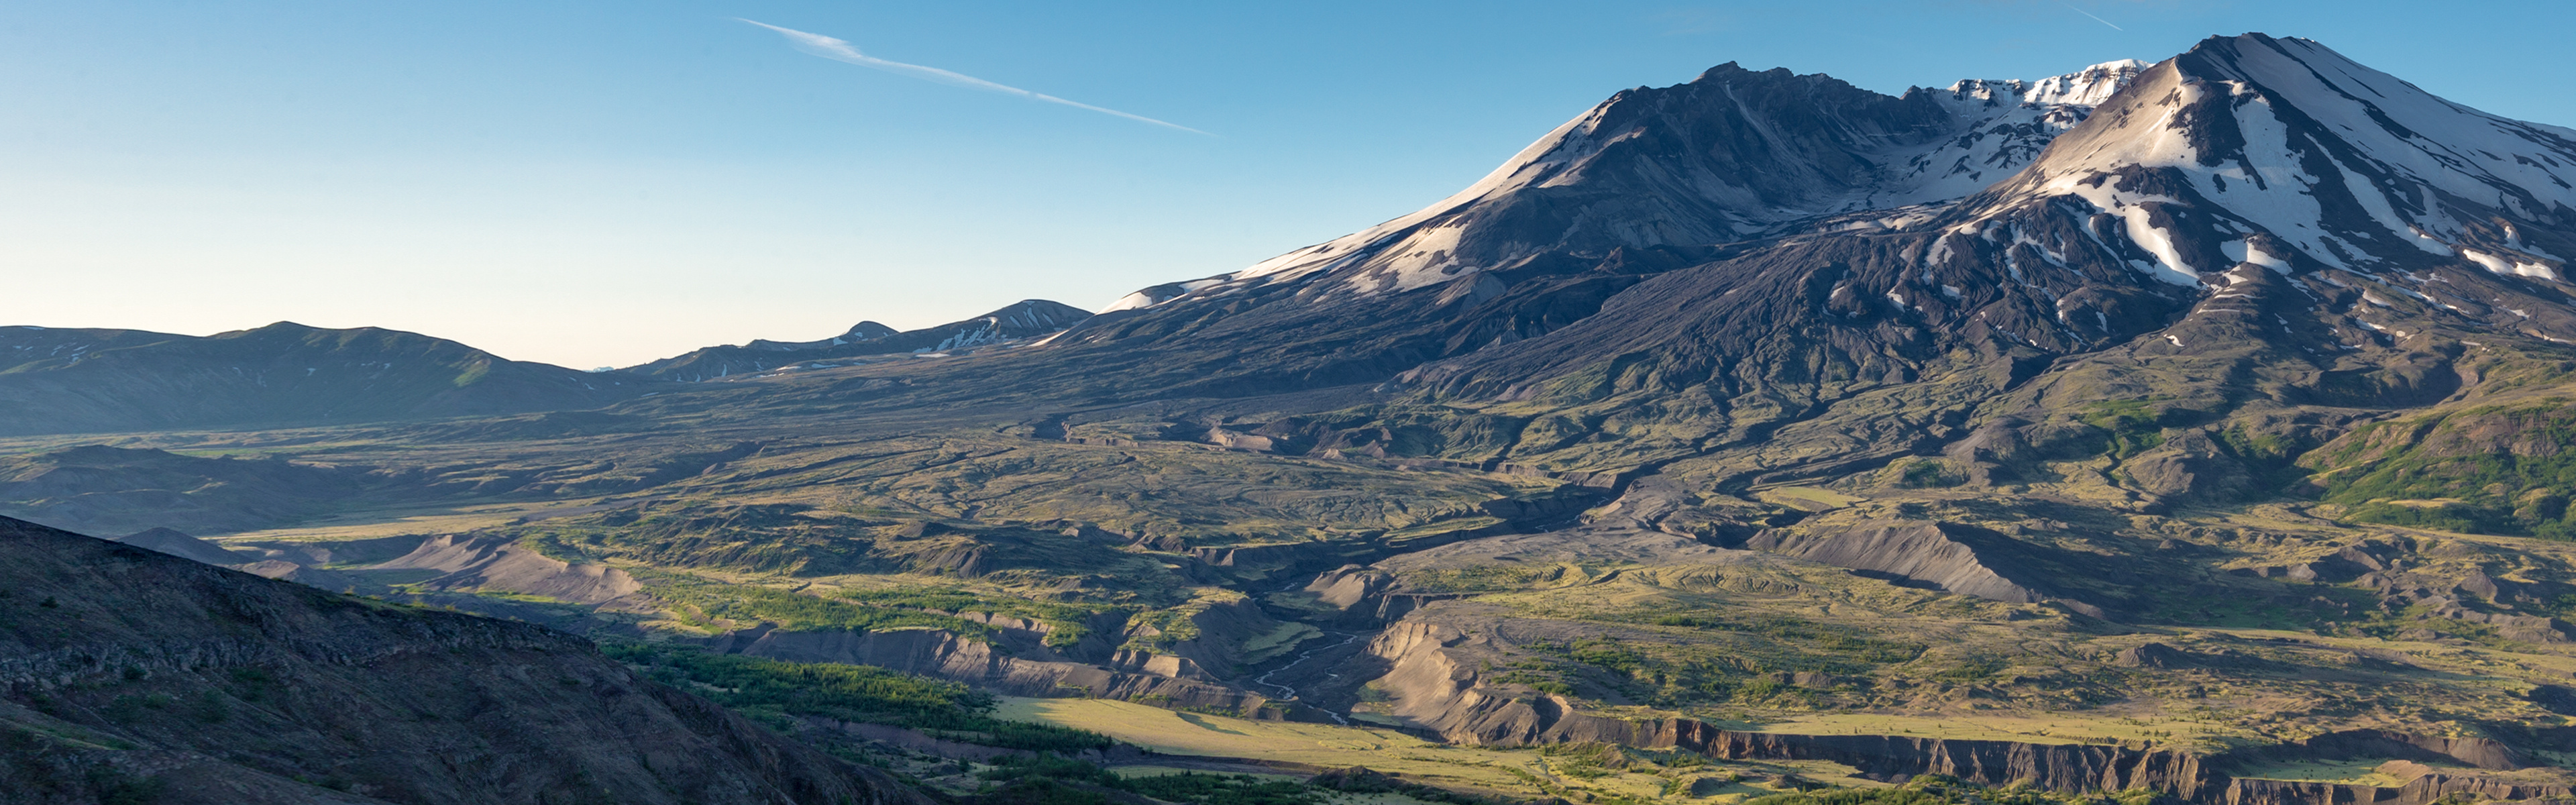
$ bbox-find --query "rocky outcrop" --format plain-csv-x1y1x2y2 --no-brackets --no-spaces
2114,642,2192,669
0,515,925,805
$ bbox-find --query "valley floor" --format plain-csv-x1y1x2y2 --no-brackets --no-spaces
9,400,2576,804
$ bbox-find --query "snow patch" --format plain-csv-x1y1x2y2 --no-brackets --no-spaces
2463,248,2563,282
2221,239,2292,273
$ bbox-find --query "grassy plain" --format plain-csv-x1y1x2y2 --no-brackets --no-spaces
994,697,1877,803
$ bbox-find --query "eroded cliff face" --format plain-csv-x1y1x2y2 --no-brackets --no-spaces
1301,566,1462,626
1354,610,2569,805
0,516,926,805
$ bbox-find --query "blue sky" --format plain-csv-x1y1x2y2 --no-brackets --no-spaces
5,1,2572,368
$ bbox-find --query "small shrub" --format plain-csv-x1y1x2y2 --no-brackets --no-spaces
103,696,145,722
87,767,166,805
193,690,231,724
1899,460,1960,488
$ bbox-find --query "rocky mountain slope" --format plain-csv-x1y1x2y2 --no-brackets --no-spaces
955,59,2155,400
0,323,654,437
0,515,926,805
1101,58,2143,309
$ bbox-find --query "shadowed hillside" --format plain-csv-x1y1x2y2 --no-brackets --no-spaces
0,516,926,805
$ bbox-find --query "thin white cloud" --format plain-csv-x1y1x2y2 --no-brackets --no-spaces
739,19,1210,136
2057,3,2124,30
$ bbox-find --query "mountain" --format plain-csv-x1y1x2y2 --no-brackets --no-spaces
628,299,1091,381
1103,58,2144,309
922,59,2153,400
0,516,926,805
1355,34,2576,494
0,323,655,436
961,34,2576,496
1016,34,2576,425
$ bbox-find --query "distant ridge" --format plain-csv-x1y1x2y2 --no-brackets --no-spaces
627,299,1091,381
0,322,657,435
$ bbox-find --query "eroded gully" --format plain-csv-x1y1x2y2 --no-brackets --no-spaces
1250,630,1361,725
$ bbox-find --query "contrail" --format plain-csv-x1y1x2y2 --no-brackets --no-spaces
2057,3,2124,30
739,19,1210,136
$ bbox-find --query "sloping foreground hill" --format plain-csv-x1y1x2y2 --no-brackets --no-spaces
0,323,655,437
0,516,926,805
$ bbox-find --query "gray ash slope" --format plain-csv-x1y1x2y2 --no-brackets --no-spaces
627,299,1089,381
0,515,926,805
0,323,655,437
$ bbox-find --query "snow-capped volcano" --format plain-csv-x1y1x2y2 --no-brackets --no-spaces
1105,58,2147,311
1020,34,2576,413
1968,34,2576,284
1862,33,2576,355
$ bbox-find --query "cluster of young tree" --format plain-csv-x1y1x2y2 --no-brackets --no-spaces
600,641,1112,753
